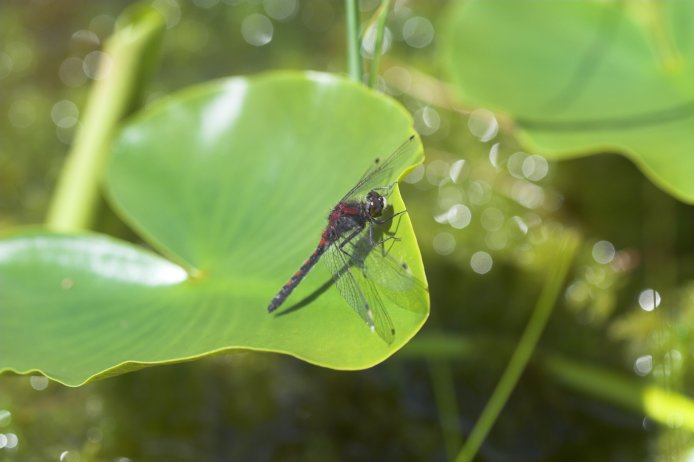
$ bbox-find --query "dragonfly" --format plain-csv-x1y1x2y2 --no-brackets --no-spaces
267,135,424,343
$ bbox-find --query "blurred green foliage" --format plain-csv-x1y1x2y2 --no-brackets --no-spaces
1,1,693,461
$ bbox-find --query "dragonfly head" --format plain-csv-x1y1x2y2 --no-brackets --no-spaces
365,190,386,218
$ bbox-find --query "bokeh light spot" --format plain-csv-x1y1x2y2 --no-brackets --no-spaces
507,151,527,179
59,57,87,88
361,24,392,57
71,30,100,47
512,216,529,234
60,450,80,462
402,16,434,48
468,180,492,205
0,410,10,427
89,14,115,38
426,159,449,186
241,14,274,47
592,240,616,264
511,180,544,209
4,433,17,449
404,164,424,183
481,207,504,231
634,354,653,376
83,51,112,80
433,232,456,255
638,289,661,311
468,108,498,142
485,231,507,250
449,204,472,229
51,100,79,128
449,159,465,183
489,142,500,168
8,99,36,128
30,375,49,391
193,0,219,8
263,0,298,21
152,0,182,28
521,154,549,181
0,51,13,79
414,106,440,136
471,251,493,274
383,66,411,96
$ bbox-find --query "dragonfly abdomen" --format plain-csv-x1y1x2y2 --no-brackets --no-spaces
267,242,329,313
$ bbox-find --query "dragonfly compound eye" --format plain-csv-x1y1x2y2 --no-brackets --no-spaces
366,191,386,217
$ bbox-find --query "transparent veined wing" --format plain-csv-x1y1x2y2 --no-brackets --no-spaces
340,135,420,202
321,232,396,344
343,220,428,314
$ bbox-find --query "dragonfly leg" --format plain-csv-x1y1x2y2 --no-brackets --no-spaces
368,219,402,257
338,226,364,260
372,209,406,225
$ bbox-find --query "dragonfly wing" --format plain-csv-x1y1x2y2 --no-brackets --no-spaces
344,219,428,313
322,238,396,344
341,135,420,202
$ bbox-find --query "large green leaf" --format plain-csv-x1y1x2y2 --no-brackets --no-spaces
0,72,428,386
442,0,694,202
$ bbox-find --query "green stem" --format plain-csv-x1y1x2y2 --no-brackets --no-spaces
429,360,462,461
455,231,580,462
403,333,694,434
344,0,363,83
542,353,694,433
368,0,391,88
46,5,165,231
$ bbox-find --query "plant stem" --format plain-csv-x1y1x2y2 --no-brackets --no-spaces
429,360,462,461
403,332,694,434
455,231,580,462
46,5,165,231
368,0,391,88
541,353,694,433
344,0,363,83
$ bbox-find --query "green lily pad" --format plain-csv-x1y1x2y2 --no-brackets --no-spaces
0,72,429,386
443,0,694,202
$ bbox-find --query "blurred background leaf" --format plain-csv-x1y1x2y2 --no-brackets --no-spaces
443,0,694,202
